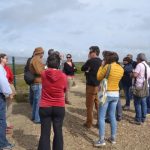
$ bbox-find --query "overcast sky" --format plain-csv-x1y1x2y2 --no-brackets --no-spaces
0,0,150,61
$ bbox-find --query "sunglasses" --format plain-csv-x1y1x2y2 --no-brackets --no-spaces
67,57,71,58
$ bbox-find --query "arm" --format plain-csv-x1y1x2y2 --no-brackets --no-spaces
97,65,108,81
0,70,12,97
131,64,140,78
72,63,77,72
81,60,90,72
32,59,44,75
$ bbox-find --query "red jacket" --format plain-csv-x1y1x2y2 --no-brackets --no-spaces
39,68,67,107
4,65,14,84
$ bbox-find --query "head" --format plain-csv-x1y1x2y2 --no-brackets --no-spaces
0,53,8,65
136,53,147,63
102,51,119,64
127,54,133,60
34,47,44,58
48,49,54,56
66,54,72,62
89,46,100,58
47,51,61,69
123,57,131,65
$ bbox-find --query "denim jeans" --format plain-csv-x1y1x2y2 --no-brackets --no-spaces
29,86,34,106
38,107,65,150
0,94,10,149
146,87,150,114
31,84,42,123
134,96,147,122
116,98,122,120
98,96,119,140
123,85,132,106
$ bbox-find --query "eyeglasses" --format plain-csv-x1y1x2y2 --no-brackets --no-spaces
67,57,71,59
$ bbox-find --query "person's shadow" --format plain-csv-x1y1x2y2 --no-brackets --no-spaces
64,110,98,144
13,129,39,150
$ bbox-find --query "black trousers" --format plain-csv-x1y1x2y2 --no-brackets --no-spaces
38,106,65,150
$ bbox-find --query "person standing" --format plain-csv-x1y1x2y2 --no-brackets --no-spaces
81,46,102,128
122,57,133,110
3,54,16,134
0,53,14,150
24,51,35,106
126,54,137,69
95,51,124,146
63,54,77,104
29,47,44,123
38,52,67,150
132,53,150,125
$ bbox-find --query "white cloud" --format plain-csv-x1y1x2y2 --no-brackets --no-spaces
0,0,150,61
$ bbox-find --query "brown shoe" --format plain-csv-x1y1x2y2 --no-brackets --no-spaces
83,123,91,128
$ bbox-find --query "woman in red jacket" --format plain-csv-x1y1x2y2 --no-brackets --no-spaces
38,51,67,150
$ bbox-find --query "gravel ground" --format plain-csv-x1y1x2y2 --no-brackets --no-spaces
8,75,150,150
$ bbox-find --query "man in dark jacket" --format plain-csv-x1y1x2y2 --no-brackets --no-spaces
81,46,102,128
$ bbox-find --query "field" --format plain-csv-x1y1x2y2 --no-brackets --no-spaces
7,72,150,150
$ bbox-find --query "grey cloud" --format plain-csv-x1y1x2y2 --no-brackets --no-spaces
68,30,84,35
136,16,150,31
128,16,150,31
0,0,84,26
109,8,130,14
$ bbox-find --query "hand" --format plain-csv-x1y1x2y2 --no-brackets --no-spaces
101,60,106,66
9,94,14,100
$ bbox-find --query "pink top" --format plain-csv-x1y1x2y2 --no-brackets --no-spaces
134,61,150,87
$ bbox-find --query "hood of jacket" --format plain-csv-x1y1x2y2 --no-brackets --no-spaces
45,68,62,82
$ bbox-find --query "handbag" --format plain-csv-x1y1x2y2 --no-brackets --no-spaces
98,65,111,106
131,63,149,98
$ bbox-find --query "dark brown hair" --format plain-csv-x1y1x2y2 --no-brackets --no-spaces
103,51,119,64
0,53,7,63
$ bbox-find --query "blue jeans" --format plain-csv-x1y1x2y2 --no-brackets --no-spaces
134,96,147,122
31,84,42,123
123,86,132,106
146,87,150,114
98,96,119,140
116,98,122,120
0,94,10,149
29,86,34,106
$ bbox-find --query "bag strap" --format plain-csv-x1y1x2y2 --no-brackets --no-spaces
105,64,111,79
133,63,147,86
142,63,147,80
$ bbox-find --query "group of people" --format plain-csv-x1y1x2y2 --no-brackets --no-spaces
81,47,150,147
0,46,150,150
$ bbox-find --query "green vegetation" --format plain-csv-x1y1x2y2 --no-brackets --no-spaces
75,62,84,74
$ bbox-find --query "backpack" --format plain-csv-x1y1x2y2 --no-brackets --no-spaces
24,57,35,85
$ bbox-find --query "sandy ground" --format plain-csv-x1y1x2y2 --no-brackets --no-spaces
8,74,150,150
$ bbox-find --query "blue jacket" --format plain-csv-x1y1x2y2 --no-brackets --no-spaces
122,63,133,87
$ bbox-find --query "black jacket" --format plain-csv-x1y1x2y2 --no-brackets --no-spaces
63,62,77,76
81,57,102,86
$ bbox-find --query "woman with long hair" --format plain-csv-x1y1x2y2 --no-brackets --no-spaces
94,51,124,147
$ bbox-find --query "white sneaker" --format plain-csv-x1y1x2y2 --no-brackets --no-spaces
94,140,106,147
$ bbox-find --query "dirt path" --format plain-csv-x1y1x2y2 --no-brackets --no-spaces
8,74,150,150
